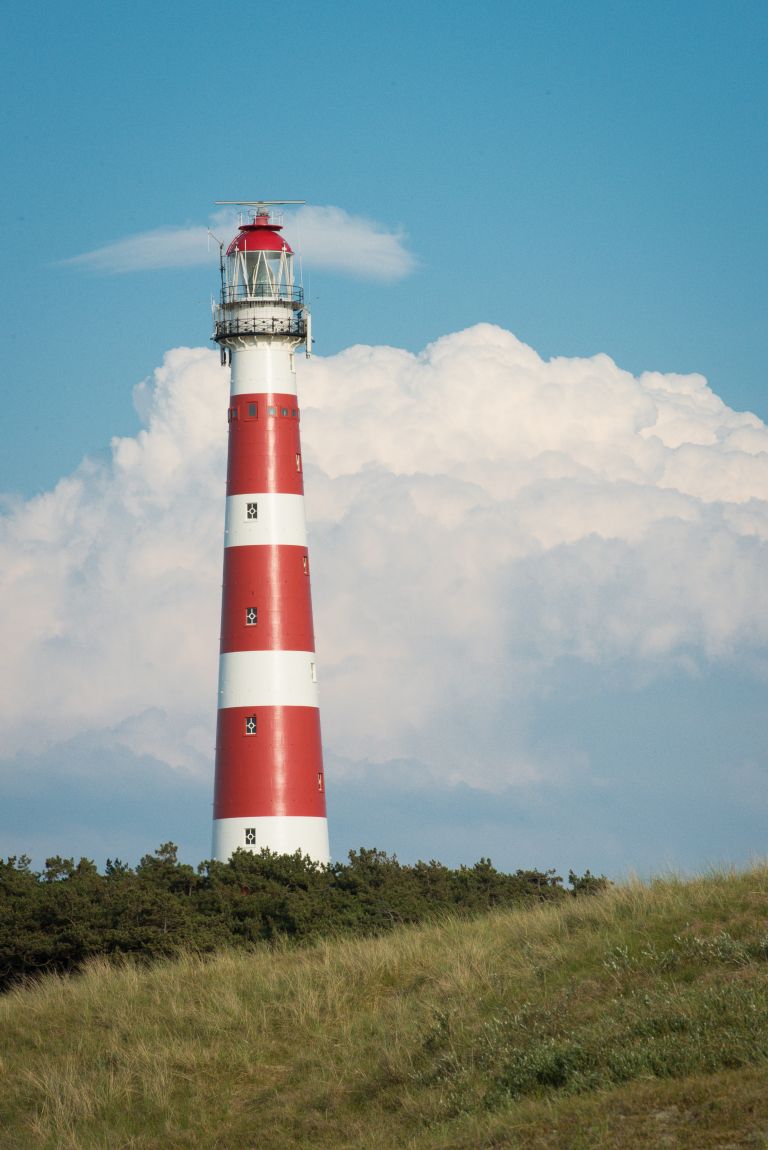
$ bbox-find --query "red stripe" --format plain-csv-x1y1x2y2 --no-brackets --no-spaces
227,392,304,496
220,545,315,653
214,706,327,818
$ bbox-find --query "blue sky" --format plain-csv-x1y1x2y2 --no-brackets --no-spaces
1,1,767,877
3,0,767,494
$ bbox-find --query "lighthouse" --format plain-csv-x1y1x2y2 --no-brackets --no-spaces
210,201,329,865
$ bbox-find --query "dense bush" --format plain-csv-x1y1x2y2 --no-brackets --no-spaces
0,843,605,989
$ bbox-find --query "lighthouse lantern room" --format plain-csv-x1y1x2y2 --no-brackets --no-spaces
210,201,328,865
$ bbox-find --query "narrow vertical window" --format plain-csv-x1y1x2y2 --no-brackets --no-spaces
296,452,302,472
247,402,257,418
310,662,317,683
246,502,258,520
317,772,324,792
281,407,289,417
245,607,258,626
244,715,257,735
302,555,309,575
245,827,256,844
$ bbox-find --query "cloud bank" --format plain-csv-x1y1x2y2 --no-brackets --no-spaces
62,205,416,281
2,325,768,867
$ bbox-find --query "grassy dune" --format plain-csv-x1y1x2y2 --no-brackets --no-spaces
3,867,768,1148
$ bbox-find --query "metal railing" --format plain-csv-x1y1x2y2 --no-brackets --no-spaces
214,314,307,339
219,284,304,305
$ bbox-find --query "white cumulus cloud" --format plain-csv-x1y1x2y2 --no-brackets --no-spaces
1,325,768,801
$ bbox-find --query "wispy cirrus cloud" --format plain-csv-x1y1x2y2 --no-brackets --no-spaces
62,205,416,281
62,225,212,274
288,205,417,281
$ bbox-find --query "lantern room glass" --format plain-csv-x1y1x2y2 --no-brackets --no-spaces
225,247,294,301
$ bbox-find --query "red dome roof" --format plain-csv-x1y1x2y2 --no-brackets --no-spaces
226,215,293,256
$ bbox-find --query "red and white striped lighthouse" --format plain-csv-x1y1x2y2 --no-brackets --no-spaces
211,201,329,864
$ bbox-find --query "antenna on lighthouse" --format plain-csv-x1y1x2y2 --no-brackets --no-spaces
215,200,306,207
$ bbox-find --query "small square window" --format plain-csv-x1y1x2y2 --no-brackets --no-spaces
246,502,258,520
247,402,257,418
245,827,256,845
244,715,257,735
245,607,258,626
281,407,289,417
267,405,277,416
292,408,298,418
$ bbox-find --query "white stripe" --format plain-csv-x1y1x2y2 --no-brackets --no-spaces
225,493,308,549
212,816,330,865
218,650,319,709
230,343,297,396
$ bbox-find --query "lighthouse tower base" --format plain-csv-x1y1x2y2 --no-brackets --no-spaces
212,816,330,864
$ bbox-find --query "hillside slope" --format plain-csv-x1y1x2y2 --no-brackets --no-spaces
2,867,768,1148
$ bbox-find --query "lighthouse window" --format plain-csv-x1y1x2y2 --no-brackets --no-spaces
310,662,318,683
244,715,257,735
296,452,302,472
281,407,289,417
302,555,309,575
227,406,238,423
245,827,256,845
246,502,258,520
246,402,258,419
267,405,277,416
292,408,298,418
317,772,324,792
245,607,258,626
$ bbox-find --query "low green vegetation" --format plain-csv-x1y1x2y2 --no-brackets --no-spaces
2,864,768,1147
0,845,591,990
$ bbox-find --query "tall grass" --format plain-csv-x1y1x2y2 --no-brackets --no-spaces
2,866,768,1148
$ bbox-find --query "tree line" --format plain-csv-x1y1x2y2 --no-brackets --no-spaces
0,844,607,990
